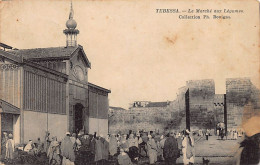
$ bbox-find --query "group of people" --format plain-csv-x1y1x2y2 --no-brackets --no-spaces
216,128,244,140
111,129,195,165
1,129,196,165
229,129,244,140
54,129,195,165
197,129,213,140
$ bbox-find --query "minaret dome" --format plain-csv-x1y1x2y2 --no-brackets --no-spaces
63,1,79,47
66,19,77,29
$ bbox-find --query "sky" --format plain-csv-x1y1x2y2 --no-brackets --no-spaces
0,0,259,109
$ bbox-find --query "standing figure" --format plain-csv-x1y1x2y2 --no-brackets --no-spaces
70,133,77,150
163,130,179,165
159,135,166,160
134,134,139,148
182,129,195,165
1,132,8,159
109,134,118,156
140,132,148,157
234,130,238,140
5,134,15,162
147,134,158,164
61,132,75,165
44,131,51,153
47,136,61,165
101,136,109,162
94,136,103,163
220,128,225,140
89,134,96,163
128,134,138,148
231,129,234,140
78,134,91,164
205,129,209,140
199,129,202,137
120,134,129,151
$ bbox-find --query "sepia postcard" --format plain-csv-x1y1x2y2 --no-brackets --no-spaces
0,0,259,164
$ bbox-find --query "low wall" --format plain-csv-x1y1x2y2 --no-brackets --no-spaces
23,111,67,142
109,107,175,134
89,118,108,136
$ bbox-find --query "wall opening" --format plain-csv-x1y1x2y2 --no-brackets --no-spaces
74,103,83,134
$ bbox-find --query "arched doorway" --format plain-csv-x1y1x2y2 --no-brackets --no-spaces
74,103,84,134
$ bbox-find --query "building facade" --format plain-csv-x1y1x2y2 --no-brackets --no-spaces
0,4,110,151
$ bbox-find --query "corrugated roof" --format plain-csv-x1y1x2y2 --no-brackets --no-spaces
9,46,77,60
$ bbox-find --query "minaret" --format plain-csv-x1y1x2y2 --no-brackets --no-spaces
63,2,79,47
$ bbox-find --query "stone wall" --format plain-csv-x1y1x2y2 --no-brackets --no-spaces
109,107,174,134
186,79,216,129
226,78,260,129
214,94,225,124
108,79,218,133
108,78,260,133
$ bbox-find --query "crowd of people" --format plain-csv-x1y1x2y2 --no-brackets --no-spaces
1,126,259,165
1,129,196,165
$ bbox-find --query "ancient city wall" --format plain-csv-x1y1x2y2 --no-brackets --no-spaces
187,79,216,129
108,78,260,133
109,107,173,134
226,78,260,129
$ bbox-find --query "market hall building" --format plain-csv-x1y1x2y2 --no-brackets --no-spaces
0,4,110,150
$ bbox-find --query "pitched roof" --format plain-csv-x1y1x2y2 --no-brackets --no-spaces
146,102,169,107
8,45,91,68
9,46,77,60
88,82,111,93
0,99,20,115
0,49,23,63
